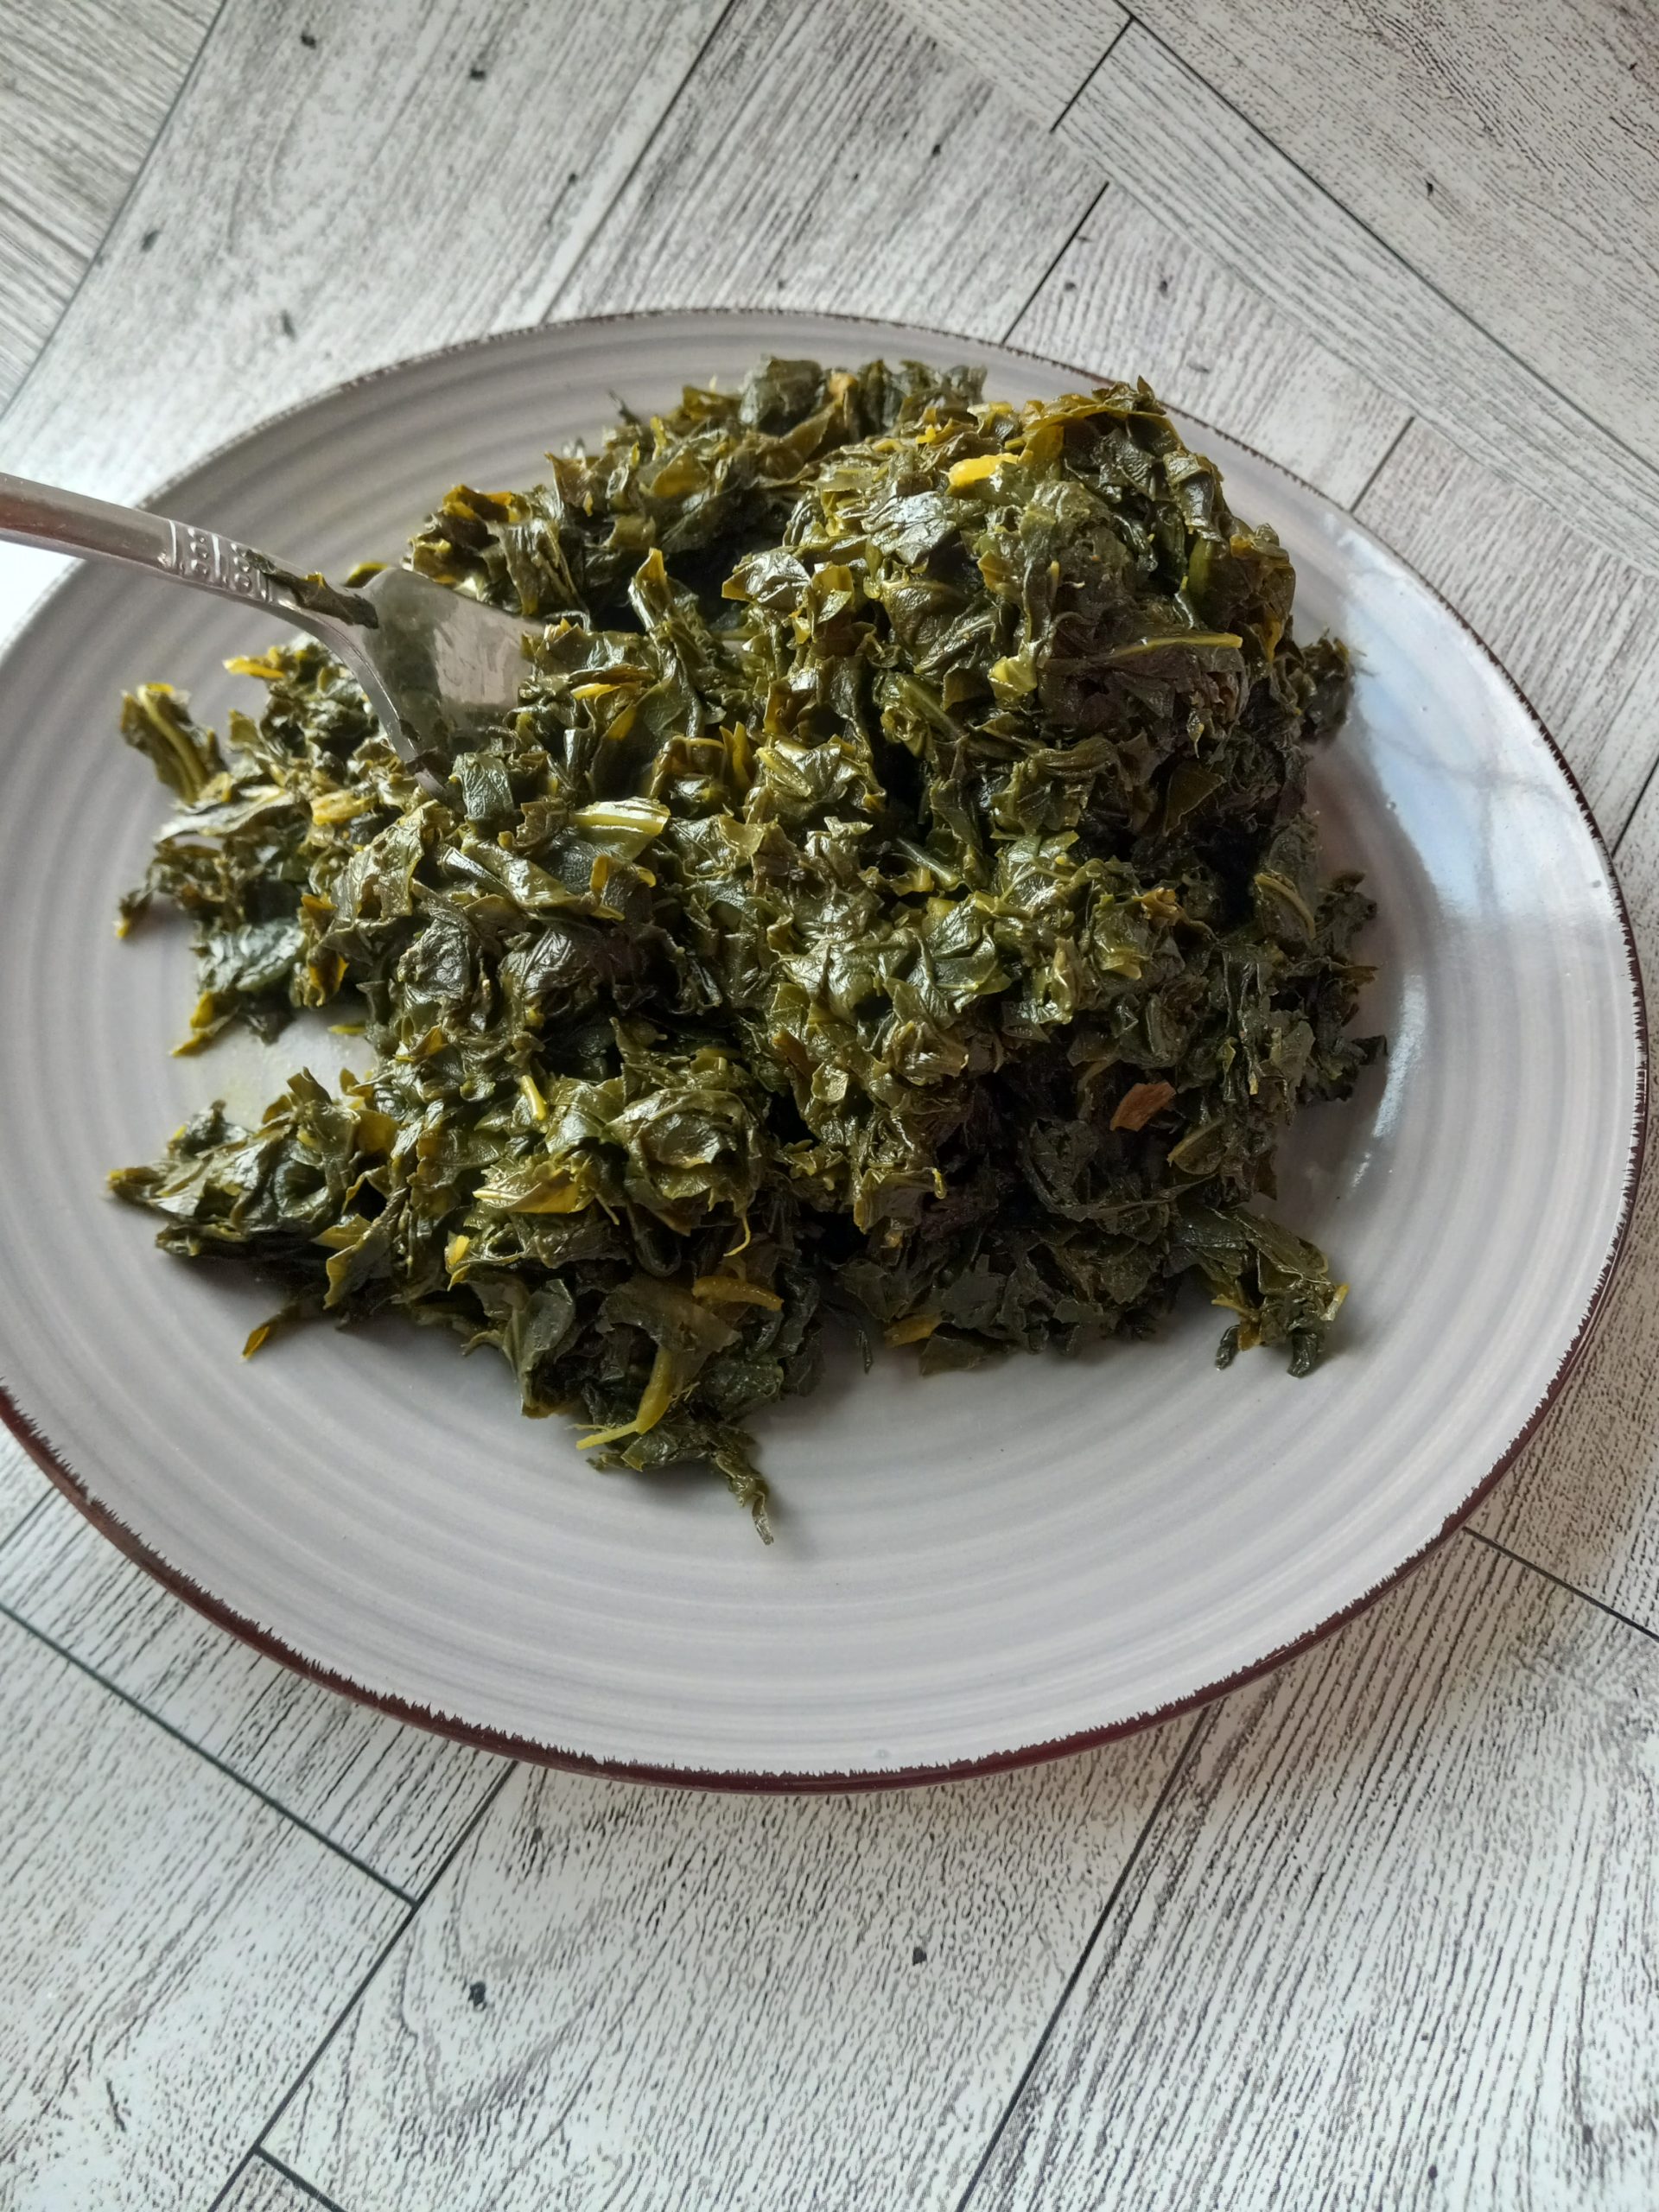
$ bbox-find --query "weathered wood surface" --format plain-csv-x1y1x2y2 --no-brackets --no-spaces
971,1536,1659,2211
0,1491,507,1894
1135,0,1659,472
1059,25,1659,571
0,1428,45,1543
1358,419,1659,833
265,1727,1190,2211
0,1608,404,2209
1008,188,1409,506
890,0,1127,126
217,2152,347,2212
556,0,1105,338
0,0,728,499
0,0,217,406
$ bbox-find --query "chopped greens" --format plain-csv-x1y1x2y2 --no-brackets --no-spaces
112,357,1380,1538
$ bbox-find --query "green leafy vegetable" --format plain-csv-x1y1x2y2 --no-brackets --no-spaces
112,357,1381,1537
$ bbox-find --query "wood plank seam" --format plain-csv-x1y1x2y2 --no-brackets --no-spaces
214,1762,520,2209
1464,1527,1659,1655
1613,749,1659,862
951,1712,1209,2212
0,1589,419,1906
1001,180,1114,342
0,1491,48,1556
0,0,231,441
206,1934,421,2212
255,2148,352,2212
1113,10,1659,502
215,2147,353,2212
1347,414,1414,514
543,0,740,324
1049,16,1131,137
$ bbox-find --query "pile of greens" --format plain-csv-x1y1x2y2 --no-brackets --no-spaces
113,357,1379,1537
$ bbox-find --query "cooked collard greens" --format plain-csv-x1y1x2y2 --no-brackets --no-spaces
112,357,1380,1537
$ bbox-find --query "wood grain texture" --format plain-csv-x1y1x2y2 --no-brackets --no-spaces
0,1428,46,1544
1469,778,1659,1624
1357,418,1659,833
888,0,1127,126
974,1535,1659,2210
557,0,1105,339
1135,0,1659,469
1058,26,1659,573
219,2155,345,2212
0,1490,506,1894
1009,189,1408,506
0,0,217,407
0,1607,404,2210
267,1729,1189,2212
0,0,723,499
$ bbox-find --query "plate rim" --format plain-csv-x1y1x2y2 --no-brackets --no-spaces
0,304,1646,1792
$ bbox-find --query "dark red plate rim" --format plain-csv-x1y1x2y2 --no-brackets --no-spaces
0,308,1647,1793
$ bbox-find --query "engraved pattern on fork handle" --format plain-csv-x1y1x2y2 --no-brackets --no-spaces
162,519,278,603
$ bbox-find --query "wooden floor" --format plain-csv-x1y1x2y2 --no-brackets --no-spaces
3,3,1659,2204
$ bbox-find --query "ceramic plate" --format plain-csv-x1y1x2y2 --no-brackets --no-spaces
0,312,1643,1787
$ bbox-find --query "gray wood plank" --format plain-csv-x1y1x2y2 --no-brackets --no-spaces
1058,25,1659,574
1470,776,1659,1624
973,1535,1659,2210
556,0,1105,340
1357,418,1659,835
266,1727,1188,2212
1135,0,1659,471
0,0,218,409
0,1607,404,2210
887,0,1127,127
0,1489,506,1895
0,0,725,499
1009,188,1408,506
0,1429,47,1545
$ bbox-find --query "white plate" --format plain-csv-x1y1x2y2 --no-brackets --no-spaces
0,312,1643,1787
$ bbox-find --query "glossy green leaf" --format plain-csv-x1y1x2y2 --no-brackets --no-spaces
113,359,1382,1535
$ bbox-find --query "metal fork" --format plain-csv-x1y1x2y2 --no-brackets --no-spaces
0,469,529,791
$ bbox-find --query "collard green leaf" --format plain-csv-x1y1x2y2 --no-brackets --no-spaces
113,359,1382,1536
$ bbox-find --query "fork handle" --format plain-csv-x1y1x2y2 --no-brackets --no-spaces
0,467,288,612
